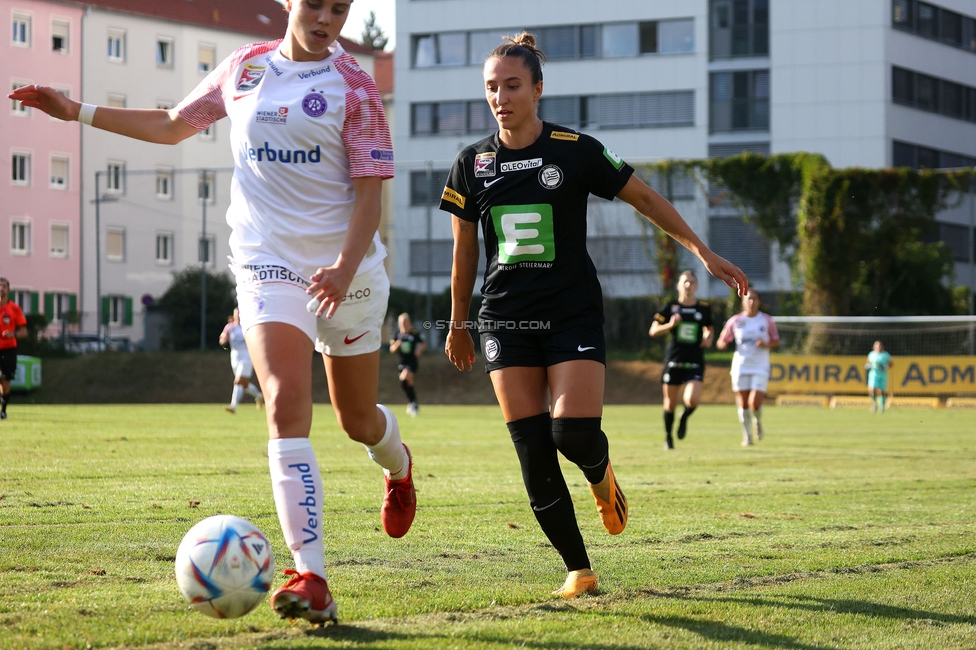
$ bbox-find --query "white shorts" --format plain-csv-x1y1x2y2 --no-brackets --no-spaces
235,262,389,357
732,372,769,393
230,350,253,379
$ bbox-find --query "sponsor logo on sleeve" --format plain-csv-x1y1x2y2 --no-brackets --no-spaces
441,187,466,209
302,92,328,117
550,131,579,141
370,149,394,161
603,147,625,170
236,64,267,92
500,158,543,173
474,152,496,178
538,164,563,189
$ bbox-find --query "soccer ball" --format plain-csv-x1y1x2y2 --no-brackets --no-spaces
175,515,276,619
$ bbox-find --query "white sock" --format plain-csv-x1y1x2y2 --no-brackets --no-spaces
268,438,326,579
367,405,409,481
753,406,763,428
245,383,262,398
738,406,753,438
231,385,243,408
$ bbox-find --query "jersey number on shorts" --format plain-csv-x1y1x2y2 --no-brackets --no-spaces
676,322,699,344
490,204,555,264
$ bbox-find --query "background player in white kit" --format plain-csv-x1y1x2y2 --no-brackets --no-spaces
219,308,264,413
10,0,416,627
717,289,780,446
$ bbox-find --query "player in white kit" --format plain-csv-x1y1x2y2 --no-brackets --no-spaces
717,289,780,446
10,0,415,627
219,308,264,413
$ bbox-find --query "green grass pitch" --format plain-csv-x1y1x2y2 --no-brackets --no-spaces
1,404,974,649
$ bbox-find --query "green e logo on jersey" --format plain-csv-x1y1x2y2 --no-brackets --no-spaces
490,204,555,264
603,147,624,170
676,322,699,344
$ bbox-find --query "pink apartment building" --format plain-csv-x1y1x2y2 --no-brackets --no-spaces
2,0,83,334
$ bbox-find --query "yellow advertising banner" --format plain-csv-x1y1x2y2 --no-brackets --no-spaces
768,355,976,395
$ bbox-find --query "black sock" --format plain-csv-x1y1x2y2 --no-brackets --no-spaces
400,379,417,403
508,413,590,572
1,392,9,413
663,410,675,435
551,417,609,485
680,406,696,425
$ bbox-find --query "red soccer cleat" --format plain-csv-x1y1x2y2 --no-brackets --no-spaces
381,444,416,538
270,569,337,626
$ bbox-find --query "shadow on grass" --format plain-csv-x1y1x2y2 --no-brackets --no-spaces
252,622,663,649
637,613,834,650
661,593,976,626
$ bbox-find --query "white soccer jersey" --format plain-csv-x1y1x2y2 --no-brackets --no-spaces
720,311,780,375
176,40,393,280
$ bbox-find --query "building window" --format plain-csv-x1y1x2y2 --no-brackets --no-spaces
156,100,174,110
107,29,125,61
199,123,216,140
156,232,173,264
659,19,695,54
602,23,639,58
12,153,30,185
409,240,454,276
198,171,215,204
106,162,125,193
45,292,76,322
156,37,174,68
50,223,69,258
105,295,132,327
106,227,125,261
198,235,216,266
709,216,771,280
11,221,30,255
12,290,36,314
892,0,976,54
12,13,31,46
413,32,467,67
468,30,509,65
52,19,69,53
107,93,126,109
156,167,173,199
893,139,976,169
710,70,770,132
198,44,215,73
409,169,449,206
891,65,976,124
710,0,769,59
11,81,30,115
50,156,68,189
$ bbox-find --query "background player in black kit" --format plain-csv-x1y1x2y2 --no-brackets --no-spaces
649,270,713,450
389,313,426,416
441,33,748,599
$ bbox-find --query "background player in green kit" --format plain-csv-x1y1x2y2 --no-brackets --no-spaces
866,340,893,413
649,270,713,450
441,32,748,599
389,313,426,416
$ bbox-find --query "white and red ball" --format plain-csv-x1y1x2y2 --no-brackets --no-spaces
175,515,275,619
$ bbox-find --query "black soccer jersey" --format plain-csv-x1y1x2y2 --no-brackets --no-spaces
653,300,713,366
395,330,423,364
439,122,634,329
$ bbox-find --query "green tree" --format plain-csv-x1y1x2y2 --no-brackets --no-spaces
157,268,236,350
360,11,389,51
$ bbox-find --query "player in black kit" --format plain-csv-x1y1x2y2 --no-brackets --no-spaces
389,313,426,416
441,32,747,599
650,270,713,450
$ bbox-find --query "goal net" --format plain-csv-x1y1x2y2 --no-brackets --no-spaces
772,316,976,357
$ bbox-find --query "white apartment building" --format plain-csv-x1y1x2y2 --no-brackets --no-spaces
392,0,976,300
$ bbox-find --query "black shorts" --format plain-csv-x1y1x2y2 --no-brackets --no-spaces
0,349,17,381
661,361,704,385
397,360,418,374
480,324,605,373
